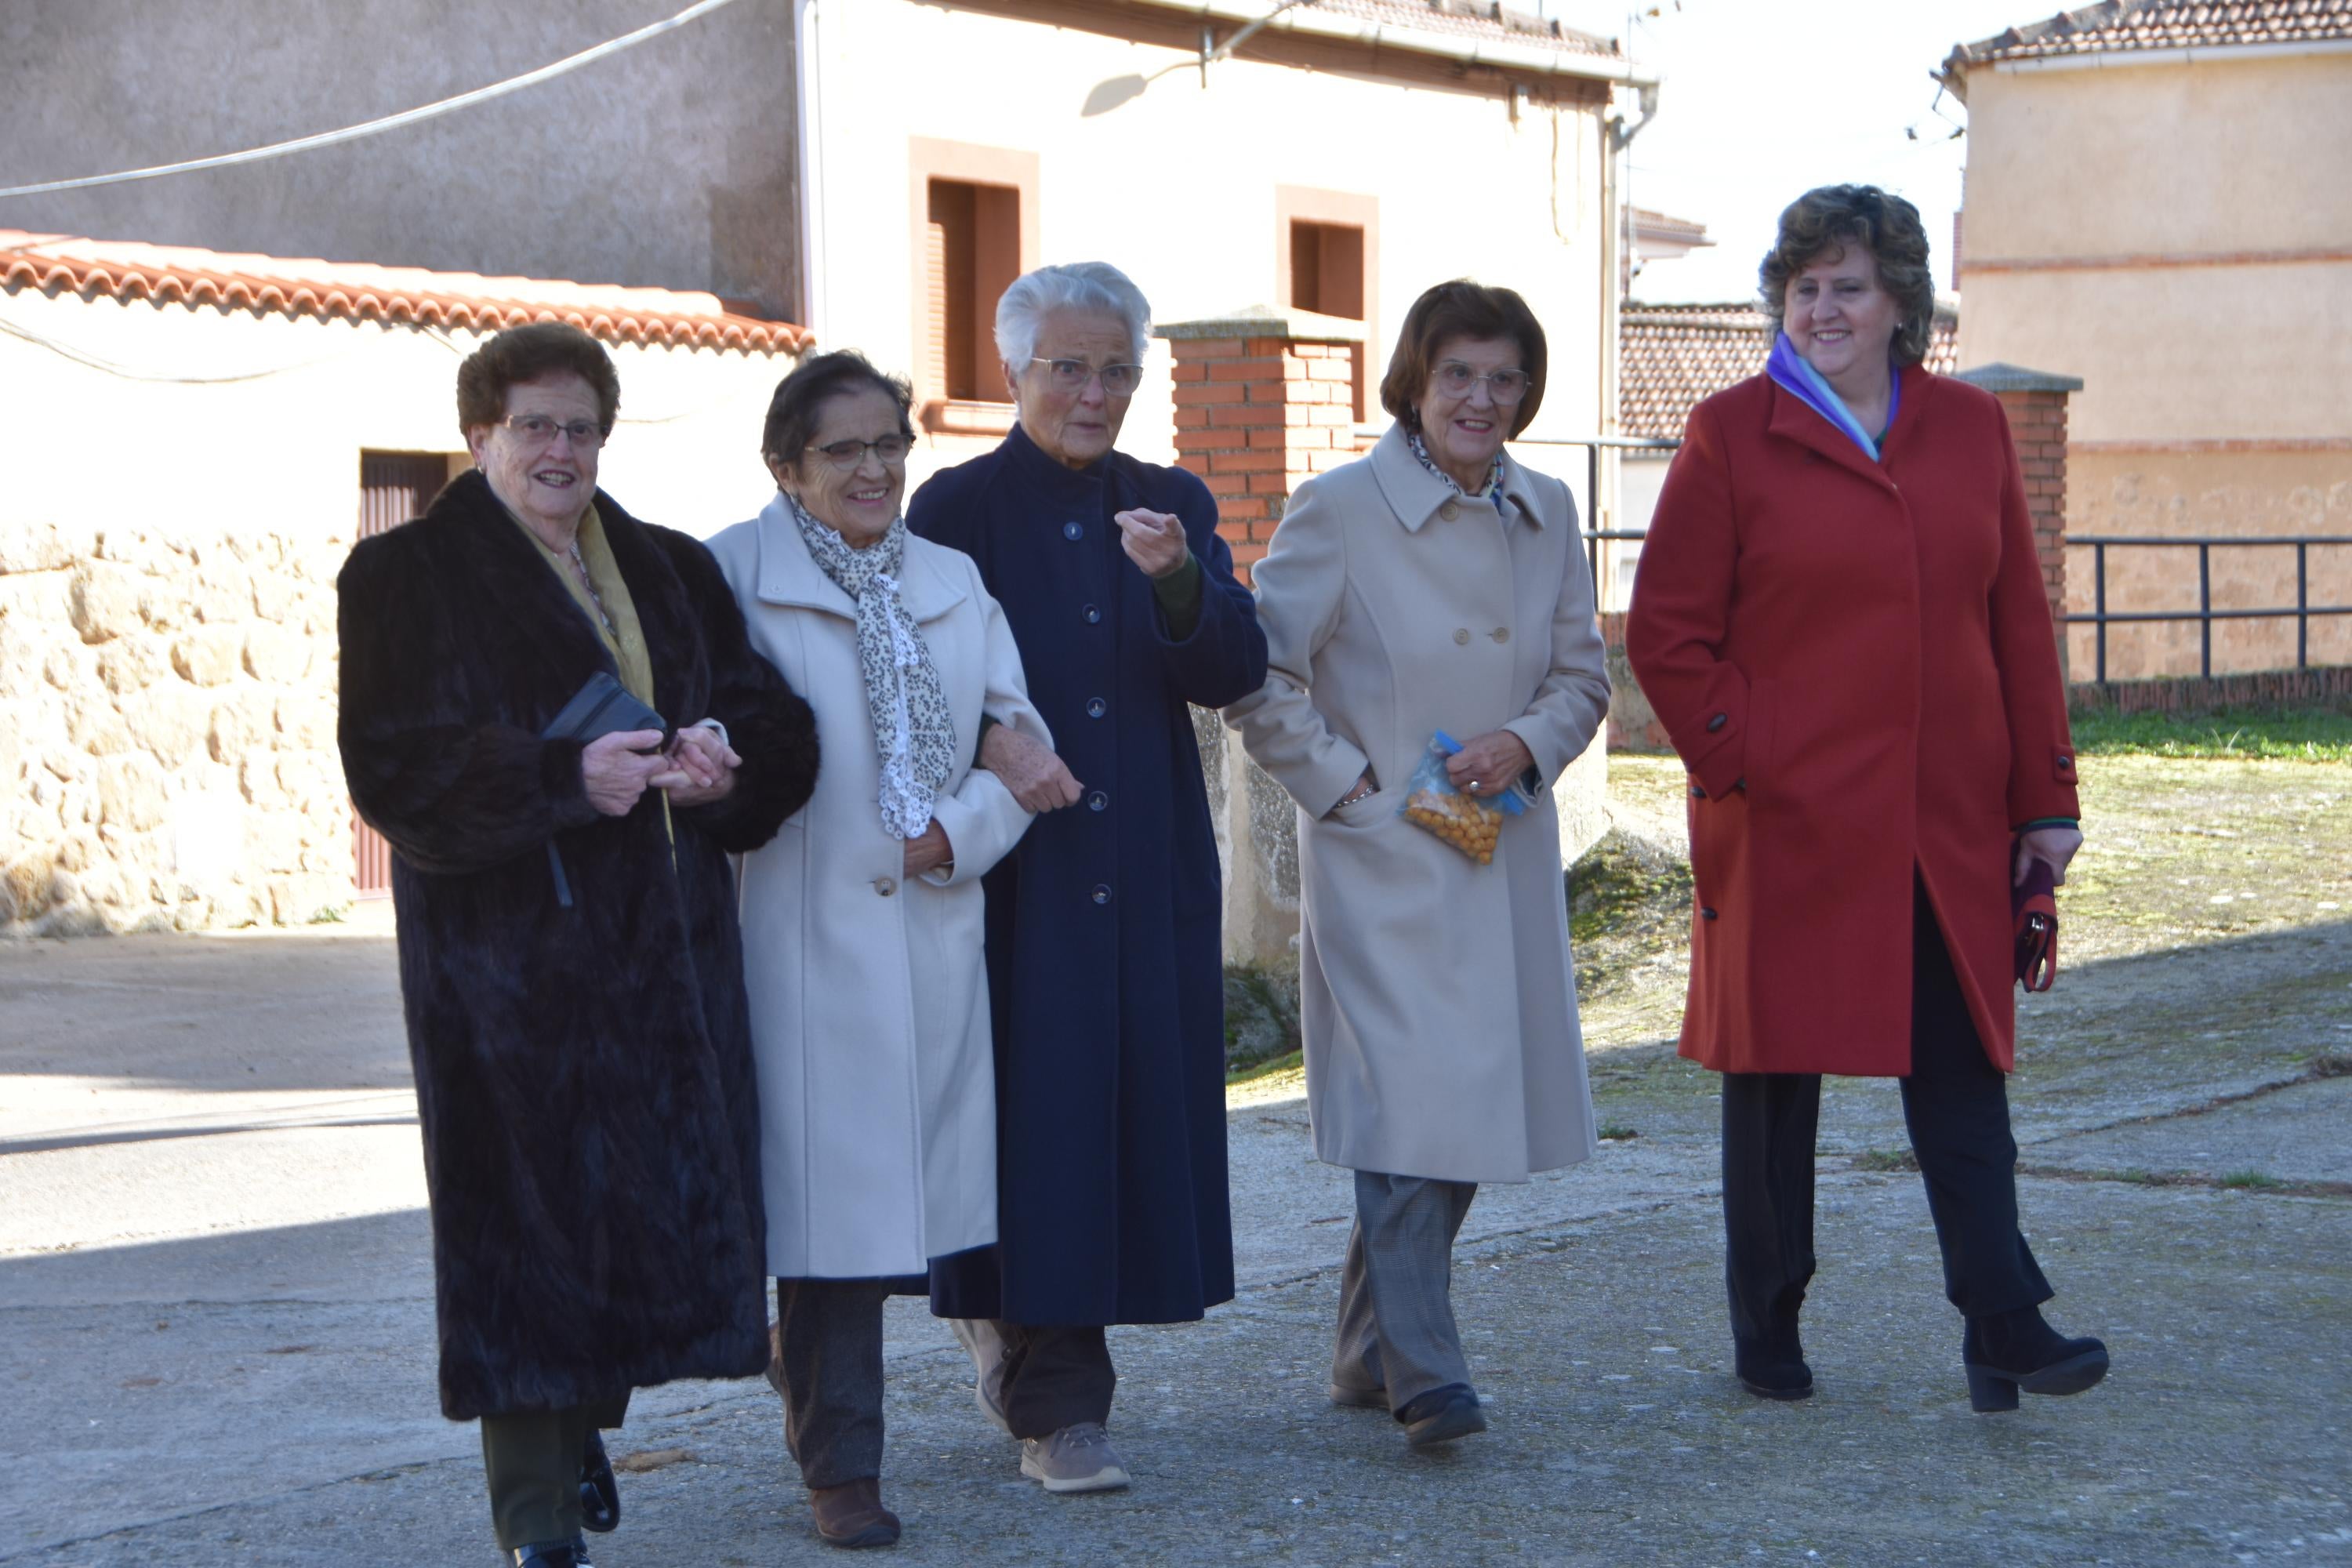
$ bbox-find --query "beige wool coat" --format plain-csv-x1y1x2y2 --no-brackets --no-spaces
707,497,1047,1279
1226,426,1611,1183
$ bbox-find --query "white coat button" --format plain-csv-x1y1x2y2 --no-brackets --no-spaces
1439,500,1461,522
873,877,898,897
1490,627,1510,644
1453,628,1471,645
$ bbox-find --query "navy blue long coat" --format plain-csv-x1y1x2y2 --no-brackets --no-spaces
911,423,1268,1326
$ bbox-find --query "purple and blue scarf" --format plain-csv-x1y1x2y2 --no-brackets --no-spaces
1766,332,1899,462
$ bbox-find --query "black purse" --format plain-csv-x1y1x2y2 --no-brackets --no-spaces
541,672,671,908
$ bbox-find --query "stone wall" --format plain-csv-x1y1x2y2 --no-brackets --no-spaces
0,519,350,935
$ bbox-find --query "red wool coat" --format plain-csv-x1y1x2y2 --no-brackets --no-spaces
1624,366,2079,1076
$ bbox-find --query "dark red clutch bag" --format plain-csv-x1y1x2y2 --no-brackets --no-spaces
2013,860,2059,993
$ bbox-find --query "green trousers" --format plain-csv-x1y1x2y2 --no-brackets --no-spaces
480,1394,630,1552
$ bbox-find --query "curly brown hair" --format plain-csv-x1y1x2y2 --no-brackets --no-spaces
1379,279,1548,437
1758,184,1937,367
455,321,622,437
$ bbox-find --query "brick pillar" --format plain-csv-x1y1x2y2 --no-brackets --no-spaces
1955,363,2084,683
1156,305,1368,587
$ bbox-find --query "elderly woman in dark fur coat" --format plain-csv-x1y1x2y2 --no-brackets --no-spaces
337,322,818,1568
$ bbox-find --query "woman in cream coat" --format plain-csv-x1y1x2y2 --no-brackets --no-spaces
706,351,1065,1549
1227,281,1610,1450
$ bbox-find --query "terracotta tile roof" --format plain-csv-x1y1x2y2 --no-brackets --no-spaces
1629,207,1711,248
1620,302,1961,441
1947,0,2352,74
1303,0,1624,58
0,230,811,355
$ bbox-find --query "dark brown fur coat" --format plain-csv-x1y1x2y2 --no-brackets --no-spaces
338,470,818,1420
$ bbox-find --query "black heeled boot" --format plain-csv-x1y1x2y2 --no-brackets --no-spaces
1962,1306,2109,1413
579,1429,620,1534
1733,1300,1813,1400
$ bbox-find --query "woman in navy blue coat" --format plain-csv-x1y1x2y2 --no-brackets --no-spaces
910,261,1268,1495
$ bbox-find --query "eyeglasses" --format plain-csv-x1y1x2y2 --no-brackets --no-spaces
1433,362,1531,404
806,434,912,469
501,413,606,449
1029,358,1145,397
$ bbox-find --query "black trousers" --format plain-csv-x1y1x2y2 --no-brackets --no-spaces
775,1278,893,1490
1721,877,2054,1348
992,1322,1116,1439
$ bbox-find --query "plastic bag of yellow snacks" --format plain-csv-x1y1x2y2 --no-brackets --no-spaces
1396,730,1525,864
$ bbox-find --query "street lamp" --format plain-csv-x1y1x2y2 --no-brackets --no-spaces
1082,0,1316,116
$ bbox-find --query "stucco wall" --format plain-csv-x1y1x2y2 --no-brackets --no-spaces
810,0,1615,485
1954,49,2352,678
0,288,799,934
0,0,803,318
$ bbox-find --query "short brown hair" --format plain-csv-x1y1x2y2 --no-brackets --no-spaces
760,350,916,471
456,321,622,437
1379,280,1548,438
1758,185,1938,366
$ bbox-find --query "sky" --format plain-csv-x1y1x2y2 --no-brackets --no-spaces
1540,0,2056,303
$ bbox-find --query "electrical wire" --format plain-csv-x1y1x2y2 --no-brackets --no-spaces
0,310,365,383
0,0,747,201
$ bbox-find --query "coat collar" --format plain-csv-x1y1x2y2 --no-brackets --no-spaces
1367,423,1544,533
1764,362,1926,490
998,418,1130,504
751,492,970,622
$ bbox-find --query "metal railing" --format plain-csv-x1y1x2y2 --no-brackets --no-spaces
1508,434,1680,586
2071,535,2352,683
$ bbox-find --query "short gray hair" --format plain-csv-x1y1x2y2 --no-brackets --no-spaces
993,262,1152,370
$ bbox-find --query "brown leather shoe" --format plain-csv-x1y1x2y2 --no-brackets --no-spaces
809,1477,902,1549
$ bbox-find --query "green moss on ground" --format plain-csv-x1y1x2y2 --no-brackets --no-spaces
1222,957,1301,1079
2070,704,2352,763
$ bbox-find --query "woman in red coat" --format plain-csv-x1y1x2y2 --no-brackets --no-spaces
1626,185,2107,1414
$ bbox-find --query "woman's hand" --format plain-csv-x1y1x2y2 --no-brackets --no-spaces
2015,824,2084,887
1114,509,1189,579
979,725,1083,812
582,729,670,816
1444,730,1537,799
654,724,741,808
904,819,955,878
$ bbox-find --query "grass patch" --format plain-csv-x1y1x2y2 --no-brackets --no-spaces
2068,705,2352,763
1597,1122,1639,1142
2218,1169,2287,1190
1227,1048,1303,1088
1850,1148,1920,1173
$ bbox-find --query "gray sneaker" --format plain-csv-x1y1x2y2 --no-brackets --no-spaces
1018,1421,1131,1493
948,1318,1011,1433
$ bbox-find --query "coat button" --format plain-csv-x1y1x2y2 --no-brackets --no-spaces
1091,884,1112,905
1490,627,1510,644
1083,604,1102,625
1453,628,1471,645
1087,790,1108,811
1700,906,1718,920
874,877,898,897
1690,785,1707,799
1706,713,1728,732
1086,698,1106,719
1439,500,1461,522
1063,521,1083,540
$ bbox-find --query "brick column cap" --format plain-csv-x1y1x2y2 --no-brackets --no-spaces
1155,303,1367,343
1952,362,2084,394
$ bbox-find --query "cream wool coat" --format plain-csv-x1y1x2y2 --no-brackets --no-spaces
707,497,1047,1279
1227,426,1610,1183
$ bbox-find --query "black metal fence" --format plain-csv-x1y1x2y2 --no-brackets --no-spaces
1509,434,1680,589
2071,535,2352,683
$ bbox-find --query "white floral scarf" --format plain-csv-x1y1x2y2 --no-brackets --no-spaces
788,495,955,839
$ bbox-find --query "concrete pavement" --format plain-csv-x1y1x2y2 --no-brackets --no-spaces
3,915,2348,1566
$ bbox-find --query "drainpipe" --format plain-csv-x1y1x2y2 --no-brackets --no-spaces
1595,83,1658,607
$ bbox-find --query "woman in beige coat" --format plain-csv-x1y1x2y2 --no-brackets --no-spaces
706,351,1065,1549
1227,281,1610,1450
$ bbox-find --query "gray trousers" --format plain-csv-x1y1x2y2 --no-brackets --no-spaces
479,1393,628,1552
774,1278,892,1490
1330,1170,1479,1415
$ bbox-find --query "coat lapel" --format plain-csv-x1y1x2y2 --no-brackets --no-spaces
752,493,971,623
1766,376,1900,492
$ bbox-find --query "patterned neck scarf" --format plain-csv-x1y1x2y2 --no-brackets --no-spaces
786,494,955,840
1405,426,1508,515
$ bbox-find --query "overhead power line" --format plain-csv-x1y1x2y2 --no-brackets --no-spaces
0,0,747,201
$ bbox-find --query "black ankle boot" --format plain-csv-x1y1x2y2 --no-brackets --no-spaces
1733,1302,1813,1400
1962,1306,2109,1413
